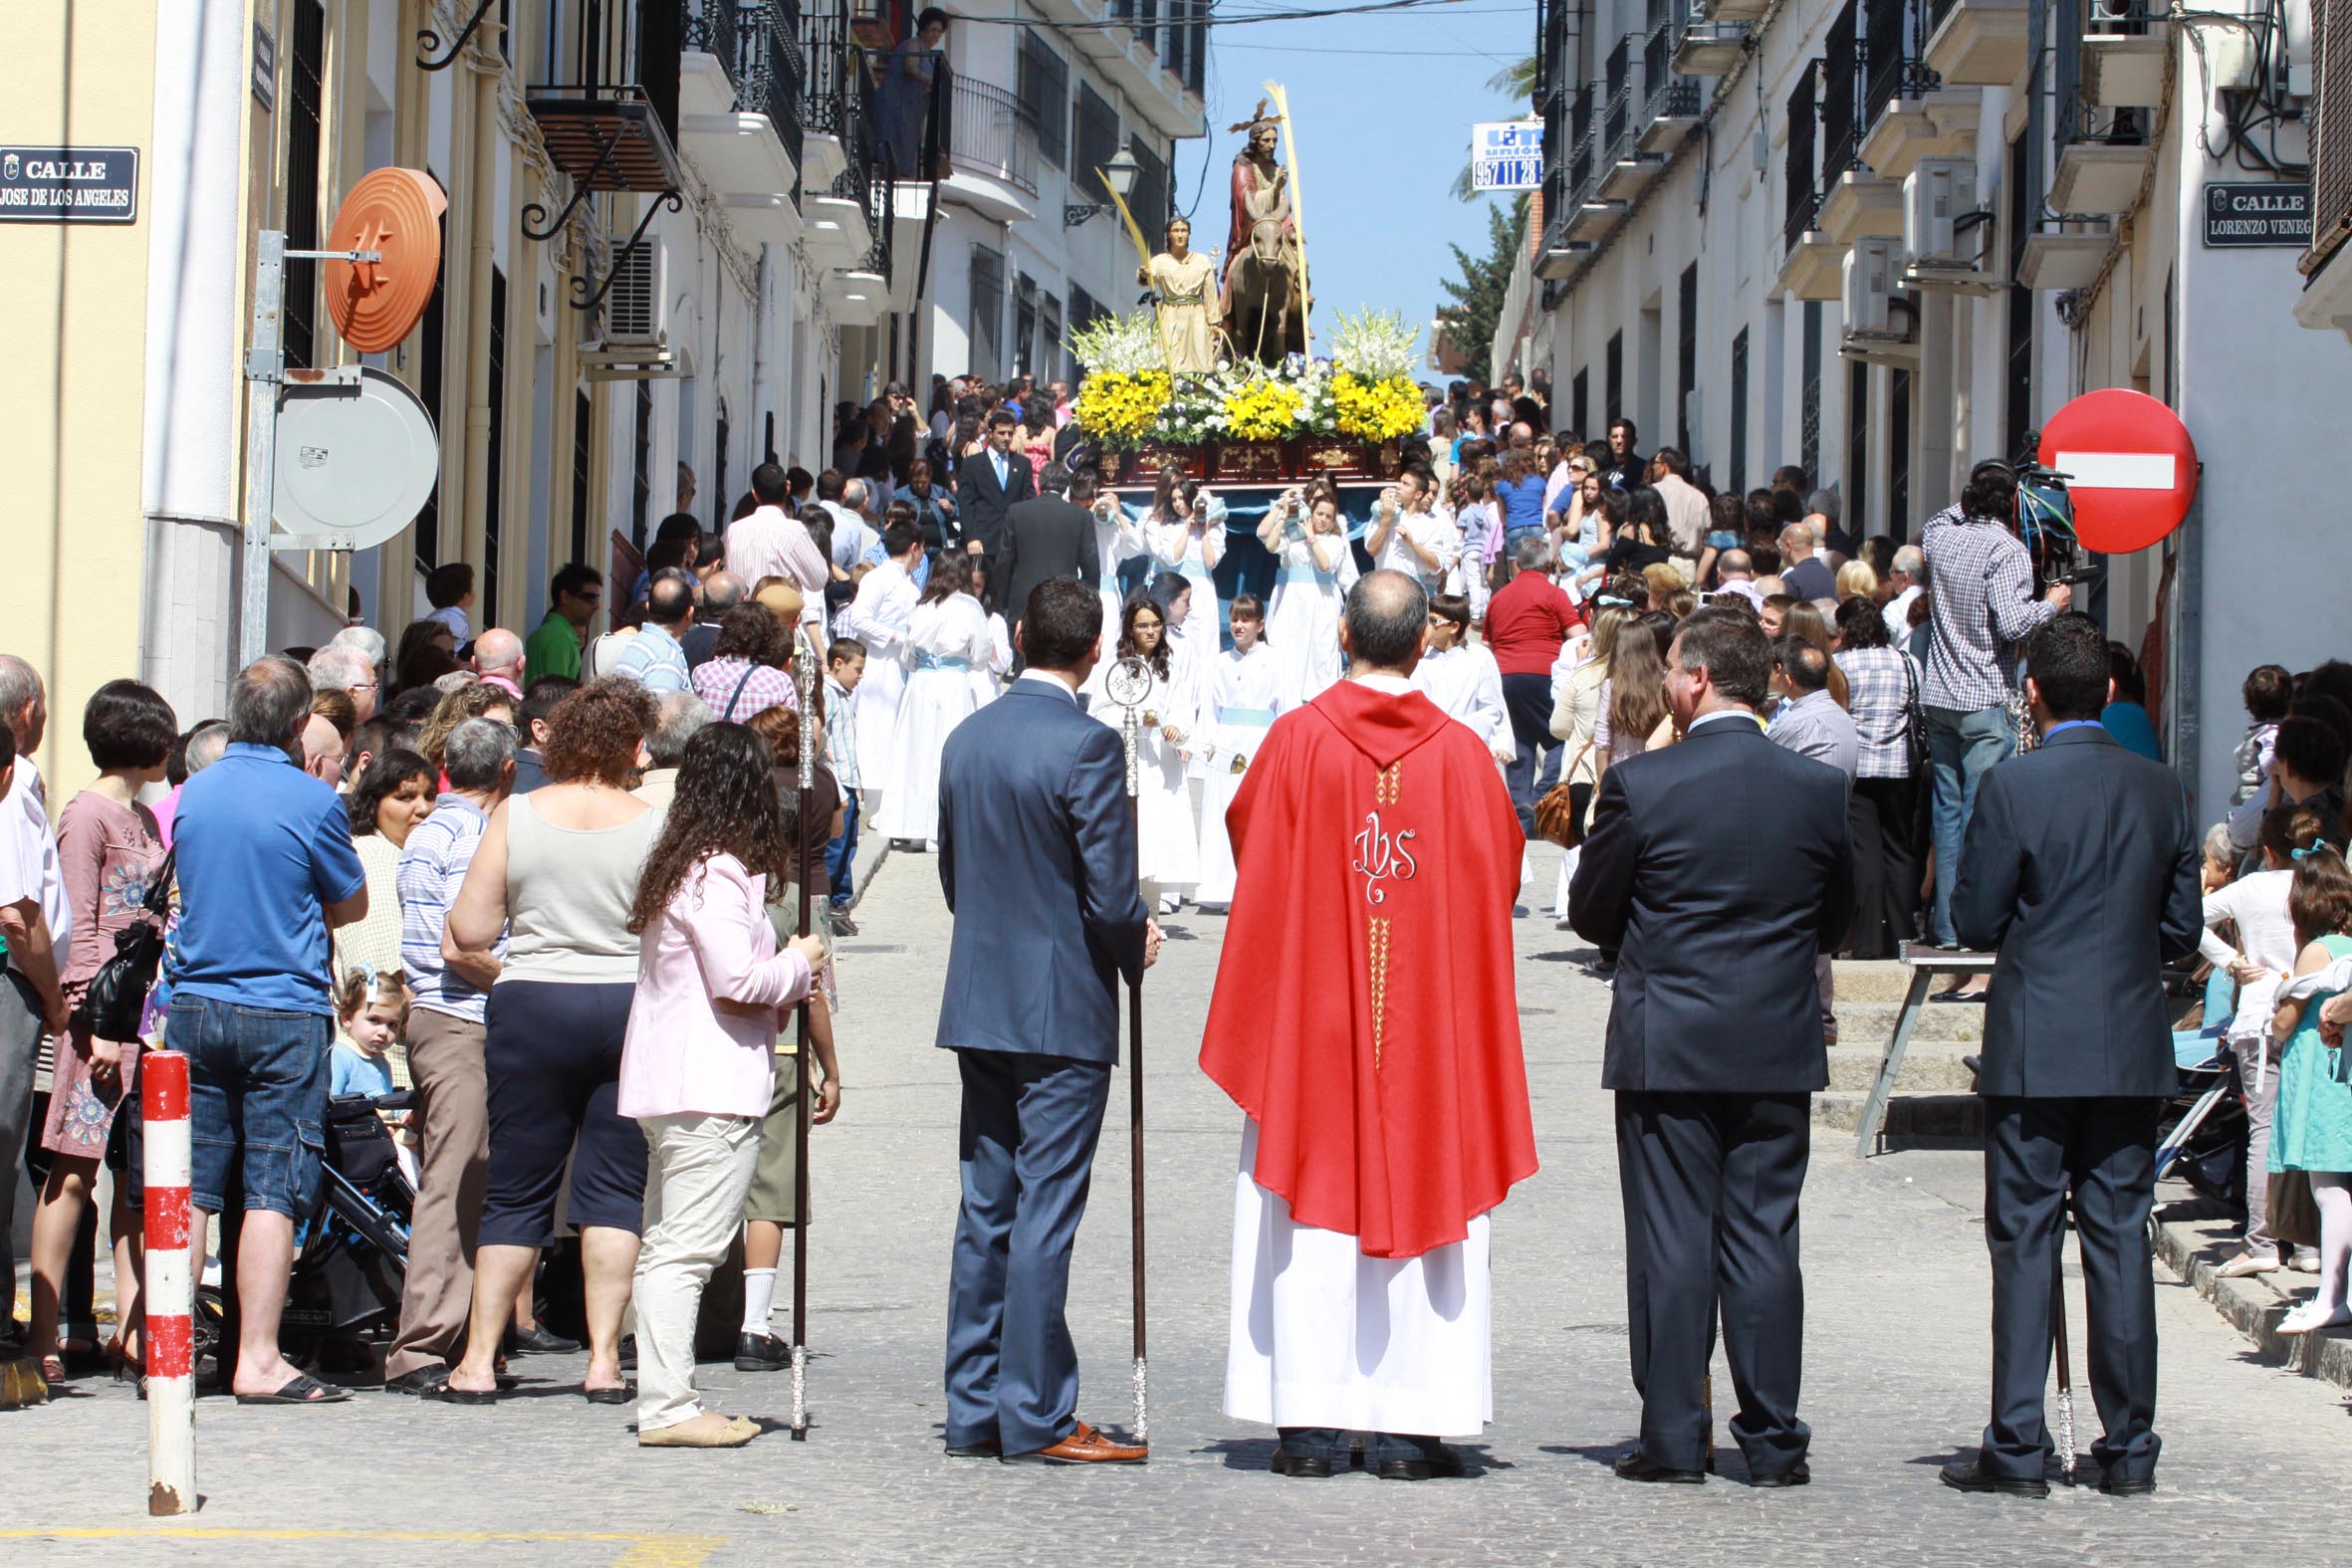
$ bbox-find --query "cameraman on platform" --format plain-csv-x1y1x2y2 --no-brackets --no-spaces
1920,460,2071,993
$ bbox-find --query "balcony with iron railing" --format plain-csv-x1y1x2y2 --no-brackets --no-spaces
1811,3,1907,245
1639,1,1703,152
2049,0,2156,215
1603,35,1634,159
1855,0,1979,179
1782,59,1821,256
739,1,806,179
942,70,1041,206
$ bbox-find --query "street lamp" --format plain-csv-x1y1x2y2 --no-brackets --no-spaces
1065,149,1141,229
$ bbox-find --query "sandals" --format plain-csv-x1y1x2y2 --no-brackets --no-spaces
234,1372,352,1405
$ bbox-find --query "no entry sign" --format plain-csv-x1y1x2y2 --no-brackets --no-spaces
2037,388,2199,555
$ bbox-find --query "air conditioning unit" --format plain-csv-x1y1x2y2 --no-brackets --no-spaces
600,234,668,347
1903,157,1982,270
1842,237,1905,340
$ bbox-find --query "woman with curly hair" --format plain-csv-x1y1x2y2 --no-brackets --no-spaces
441,677,661,1406
690,602,798,724
414,681,516,772
618,723,824,1447
332,748,437,1080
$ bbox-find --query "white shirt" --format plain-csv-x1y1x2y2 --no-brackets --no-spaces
0,756,71,973
1207,643,1286,724
1411,643,1513,759
845,559,919,655
1882,584,1922,643
724,505,829,593
825,504,877,569
1372,506,1461,588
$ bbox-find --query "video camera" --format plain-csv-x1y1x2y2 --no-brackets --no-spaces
2011,450,2096,591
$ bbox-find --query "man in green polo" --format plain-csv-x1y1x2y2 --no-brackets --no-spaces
525,562,603,682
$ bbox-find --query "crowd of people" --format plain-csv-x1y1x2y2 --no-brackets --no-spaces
3,356,2350,1488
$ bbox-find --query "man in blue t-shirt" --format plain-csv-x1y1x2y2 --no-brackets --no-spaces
167,656,367,1403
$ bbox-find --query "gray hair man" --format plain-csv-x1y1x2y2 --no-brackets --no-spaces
1766,634,1858,1050
329,624,388,670
307,643,381,724
633,691,711,809
685,570,746,668
1882,545,1926,644
381,713,517,1394
170,658,369,1399
0,653,68,1303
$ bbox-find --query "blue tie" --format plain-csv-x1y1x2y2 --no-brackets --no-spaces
993,451,1008,489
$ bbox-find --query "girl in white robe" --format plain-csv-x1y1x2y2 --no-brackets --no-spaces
1083,591,1198,911
1258,487,1357,709
871,557,994,849
1193,596,1284,911
967,558,1015,704
1087,491,1147,630
1133,470,1227,664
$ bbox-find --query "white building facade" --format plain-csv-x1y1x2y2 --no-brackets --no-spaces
1518,0,2351,816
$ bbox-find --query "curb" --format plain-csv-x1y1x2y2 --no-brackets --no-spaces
2151,1190,2352,1392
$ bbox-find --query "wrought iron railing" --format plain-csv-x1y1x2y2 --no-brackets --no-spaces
1604,35,1633,157
1568,88,1596,201
1820,3,1864,183
737,1,804,178
1783,57,1820,253
945,72,1040,196
686,0,743,90
2053,0,2153,147
1864,0,1941,131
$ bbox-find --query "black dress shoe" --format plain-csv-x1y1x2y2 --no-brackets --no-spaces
2097,1474,2157,1497
1371,1434,1466,1480
505,1325,581,1356
382,1366,451,1397
1939,1458,2050,1497
735,1331,792,1372
1746,1460,1811,1488
1270,1447,1336,1478
945,1438,1002,1458
1614,1450,1705,1484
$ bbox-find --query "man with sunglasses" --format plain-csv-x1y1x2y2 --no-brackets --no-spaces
524,562,604,682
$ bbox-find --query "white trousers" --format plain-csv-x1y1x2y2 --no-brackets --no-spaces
634,1112,763,1432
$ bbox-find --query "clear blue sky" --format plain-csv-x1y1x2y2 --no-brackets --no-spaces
1172,0,1540,360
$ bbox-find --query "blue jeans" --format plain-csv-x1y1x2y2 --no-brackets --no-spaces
168,993,331,1219
826,788,861,909
1925,703,2016,946
1501,672,1560,837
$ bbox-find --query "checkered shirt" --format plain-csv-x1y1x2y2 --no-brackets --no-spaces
1920,504,2058,712
1836,645,1923,780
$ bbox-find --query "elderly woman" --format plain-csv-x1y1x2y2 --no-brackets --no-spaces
24,679,175,1383
440,678,662,1406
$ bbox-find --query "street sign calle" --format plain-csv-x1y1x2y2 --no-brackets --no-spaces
0,145,137,224
2203,181,2308,248
1471,120,1544,192
2037,387,2199,555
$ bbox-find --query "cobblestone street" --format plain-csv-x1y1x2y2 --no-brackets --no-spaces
6,841,2350,1568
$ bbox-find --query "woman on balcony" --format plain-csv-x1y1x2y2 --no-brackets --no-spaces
877,8,949,180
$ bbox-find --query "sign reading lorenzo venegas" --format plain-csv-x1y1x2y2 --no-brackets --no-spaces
1471,121,1544,192
0,145,138,223
2202,181,2309,248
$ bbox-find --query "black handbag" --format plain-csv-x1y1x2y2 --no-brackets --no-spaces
1901,654,1931,780
72,848,172,1042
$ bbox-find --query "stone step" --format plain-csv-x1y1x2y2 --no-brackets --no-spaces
1825,1044,1979,1093
1829,958,1995,1004
1812,1090,1986,1141
1831,999,1983,1044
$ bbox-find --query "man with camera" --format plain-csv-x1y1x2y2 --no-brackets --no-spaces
1921,461,2071,991
1937,612,2200,1496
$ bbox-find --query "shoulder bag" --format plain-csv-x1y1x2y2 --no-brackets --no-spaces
1901,653,1931,780
74,847,173,1042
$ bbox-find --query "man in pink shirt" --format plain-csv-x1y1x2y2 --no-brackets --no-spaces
725,464,830,596
472,627,526,699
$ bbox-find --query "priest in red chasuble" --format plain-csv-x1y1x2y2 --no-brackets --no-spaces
1198,568,1537,1482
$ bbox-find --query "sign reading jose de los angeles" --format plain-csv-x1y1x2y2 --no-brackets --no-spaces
0,145,139,224
2202,180,2308,248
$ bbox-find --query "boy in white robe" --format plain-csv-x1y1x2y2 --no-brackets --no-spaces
1194,596,1284,911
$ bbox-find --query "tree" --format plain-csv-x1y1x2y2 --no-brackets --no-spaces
1434,199,1528,380
1452,54,1542,202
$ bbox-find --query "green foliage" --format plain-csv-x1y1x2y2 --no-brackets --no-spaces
1434,199,1528,379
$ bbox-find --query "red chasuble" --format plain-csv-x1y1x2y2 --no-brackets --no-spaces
1198,679,1537,1260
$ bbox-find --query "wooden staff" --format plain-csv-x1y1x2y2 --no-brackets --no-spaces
792,622,820,1441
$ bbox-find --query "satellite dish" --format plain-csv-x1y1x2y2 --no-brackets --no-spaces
273,367,441,552
324,167,447,352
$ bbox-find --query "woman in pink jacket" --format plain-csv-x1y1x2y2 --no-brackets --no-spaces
619,723,824,1449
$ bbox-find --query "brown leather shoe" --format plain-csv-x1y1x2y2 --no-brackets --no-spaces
1003,1420,1147,1464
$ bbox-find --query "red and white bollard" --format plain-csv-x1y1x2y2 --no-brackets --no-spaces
141,1050,195,1515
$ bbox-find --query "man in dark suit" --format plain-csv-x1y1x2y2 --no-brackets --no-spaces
935,577,1161,1464
999,466,1102,671
954,408,1035,604
1939,612,2200,1499
1570,607,1854,1488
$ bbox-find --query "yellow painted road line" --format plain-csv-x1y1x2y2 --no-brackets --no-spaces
0,1528,725,1566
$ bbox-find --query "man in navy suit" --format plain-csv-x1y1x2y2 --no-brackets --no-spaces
1570,607,1854,1488
1939,612,2200,1499
935,576,1160,1463
955,409,1036,609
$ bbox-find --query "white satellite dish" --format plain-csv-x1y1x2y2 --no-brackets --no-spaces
271,365,441,552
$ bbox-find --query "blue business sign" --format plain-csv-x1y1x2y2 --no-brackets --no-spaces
1471,121,1544,193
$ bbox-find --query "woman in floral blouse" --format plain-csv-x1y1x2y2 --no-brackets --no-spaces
26,679,174,1382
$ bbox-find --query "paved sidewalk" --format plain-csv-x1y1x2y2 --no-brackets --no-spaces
6,842,2352,1567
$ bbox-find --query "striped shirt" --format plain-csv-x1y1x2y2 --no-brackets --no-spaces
823,674,860,790
398,793,503,1023
608,621,691,693
1921,504,2058,712
1836,645,1923,781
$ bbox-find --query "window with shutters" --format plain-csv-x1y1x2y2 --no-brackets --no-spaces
1129,138,1170,233
970,245,1006,377
1676,263,1698,454
571,386,592,567
1605,331,1624,428
1729,329,1750,494
1889,367,1912,534
284,0,325,369
1013,273,1040,376
1570,368,1589,439
1846,362,1869,532
484,267,508,617
1800,301,1822,482
2003,133,2036,464
1072,83,1120,201
1069,283,1106,337
1019,30,1068,169
1041,293,1064,381
415,250,447,573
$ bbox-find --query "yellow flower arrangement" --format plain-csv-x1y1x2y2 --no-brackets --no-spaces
1221,376,1303,442
1075,369,1172,441
1329,371,1424,443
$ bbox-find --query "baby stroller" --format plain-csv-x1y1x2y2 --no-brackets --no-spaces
196,1089,416,1373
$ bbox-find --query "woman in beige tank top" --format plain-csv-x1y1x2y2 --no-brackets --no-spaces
443,679,663,1405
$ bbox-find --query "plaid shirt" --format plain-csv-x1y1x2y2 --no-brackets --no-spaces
823,674,859,790
1920,504,2058,711
1836,645,1923,780
397,793,503,1022
692,656,800,723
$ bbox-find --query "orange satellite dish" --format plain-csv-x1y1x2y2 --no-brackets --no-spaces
323,168,447,353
